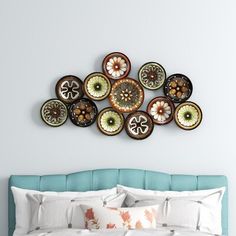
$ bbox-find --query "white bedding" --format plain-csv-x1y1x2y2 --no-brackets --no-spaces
15,228,222,236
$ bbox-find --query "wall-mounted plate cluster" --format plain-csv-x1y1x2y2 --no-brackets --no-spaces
41,52,202,139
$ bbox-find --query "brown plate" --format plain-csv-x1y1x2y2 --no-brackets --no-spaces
125,111,154,140
138,62,166,90
97,107,124,136
163,74,193,103
41,99,68,127
174,101,202,130
55,75,84,104
109,78,144,113
102,52,131,80
147,96,175,125
84,72,111,101
69,98,98,127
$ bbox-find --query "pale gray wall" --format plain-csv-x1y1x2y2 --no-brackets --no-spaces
0,0,235,235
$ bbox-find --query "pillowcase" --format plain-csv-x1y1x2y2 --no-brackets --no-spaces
80,205,159,230
27,192,126,231
117,185,225,235
11,187,57,235
11,186,118,234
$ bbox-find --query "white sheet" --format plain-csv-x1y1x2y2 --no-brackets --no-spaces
15,228,223,236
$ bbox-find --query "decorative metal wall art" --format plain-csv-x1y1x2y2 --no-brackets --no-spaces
69,98,98,127
102,52,131,80
41,99,68,127
138,62,166,90
84,72,111,101
41,51,202,139
97,107,124,136
147,96,175,125
174,102,202,130
55,75,84,104
164,74,193,103
125,111,154,140
109,78,144,113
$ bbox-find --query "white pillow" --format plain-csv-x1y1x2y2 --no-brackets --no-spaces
11,187,57,235
117,185,225,235
27,192,126,231
80,204,159,230
11,186,118,234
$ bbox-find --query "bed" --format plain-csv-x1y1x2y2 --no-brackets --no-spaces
8,168,228,236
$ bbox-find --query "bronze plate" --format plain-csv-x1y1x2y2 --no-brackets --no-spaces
174,101,202,130
138,62,166,90
84,72,111,101
147,96,175,125
125,111,154,140
41,99,68,127
102,52,131,80
163,74,193,103
69,98,98,127
109,78,144,113
55,75,84,104
97,107,124,136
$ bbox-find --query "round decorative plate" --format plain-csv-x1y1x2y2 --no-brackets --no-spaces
109,78,144,113
55,75,84,104
41,99,68,127
147,96,175,125
102,52,131,80
163,74,193,103
69,98,98,127
138,62,166,90
125,111,154,140
84,72,111,101
97,107,124,136
174,101,202,130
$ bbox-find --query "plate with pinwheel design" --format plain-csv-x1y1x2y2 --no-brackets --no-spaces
174,101,202,130
125,111,154,140
55,75,84,104
97,107,124,136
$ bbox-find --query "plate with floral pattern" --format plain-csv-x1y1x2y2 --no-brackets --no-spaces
163,74,193,103
147,96,175,125
41,99,68,127
125,111,154,140
138,62,166,90
55,75,84,104
174,101,202,130
69,98,98,127
84,72,111,101
97,107,124,136
109,78,144,113
102,52,131,80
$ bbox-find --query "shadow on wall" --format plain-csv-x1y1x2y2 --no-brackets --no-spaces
31,100,47,127
0,176,9,236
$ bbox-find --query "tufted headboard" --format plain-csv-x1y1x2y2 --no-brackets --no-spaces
8,168,228,236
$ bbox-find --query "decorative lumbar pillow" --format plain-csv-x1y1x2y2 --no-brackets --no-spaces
80,205,159,230
117,185,225,235
11,186,118,234
27,192,126,232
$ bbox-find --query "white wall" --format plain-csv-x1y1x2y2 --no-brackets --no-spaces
0,0,235,235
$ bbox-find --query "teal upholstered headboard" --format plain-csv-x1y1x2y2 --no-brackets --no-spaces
8,169,228,236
